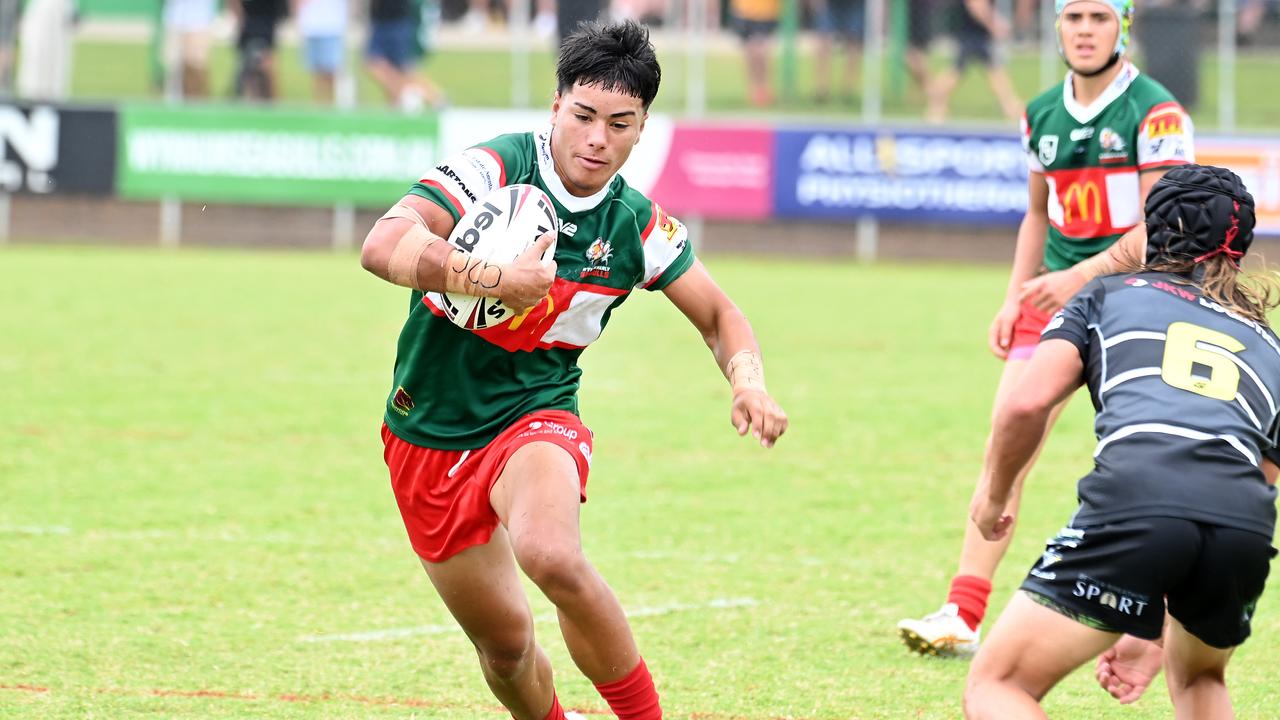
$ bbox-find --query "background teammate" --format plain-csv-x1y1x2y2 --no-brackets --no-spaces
360,21,788,720
965,164,1280,719
898,0,1194,657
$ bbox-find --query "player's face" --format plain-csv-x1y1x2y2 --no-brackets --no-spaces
549,82,647,197
1059,1,1120,74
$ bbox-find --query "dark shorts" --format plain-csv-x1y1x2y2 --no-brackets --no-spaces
732,17,778,41
382,410,593,563
367,18,416,69
956,29,996,69
906,0,933,48
1021,517,1276,648
238,15,280,52
817,0,865,40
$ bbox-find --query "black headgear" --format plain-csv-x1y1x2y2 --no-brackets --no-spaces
1144,164,1256,268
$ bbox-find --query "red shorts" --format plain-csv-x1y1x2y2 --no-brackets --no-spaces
382,410,593,563
1008,300,1053,361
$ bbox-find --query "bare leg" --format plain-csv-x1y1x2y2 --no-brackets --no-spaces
986,65,1023,122
925,67,958,123
813,33,832,101
1164,617,1235,720
742,36,773,107
366,57,406,105
840,41,861,102
965,592,1120,719
421,527,557,720
312,71,336,105
492,442,642,682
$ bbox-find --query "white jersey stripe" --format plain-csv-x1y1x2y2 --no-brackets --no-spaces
1100,367,1162,395
1094,422,1258,466
1201,343,1278,416
1102,330,1166,348
1236,393,1262,431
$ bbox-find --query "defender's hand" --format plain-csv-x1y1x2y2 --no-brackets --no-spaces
969,490,1014,541
499,233,557,313
988,302,1022,359
731,389,788,449
1096,635,1163,704
1019,268,1087,314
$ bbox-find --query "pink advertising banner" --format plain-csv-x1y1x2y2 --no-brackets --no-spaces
647,124,774,220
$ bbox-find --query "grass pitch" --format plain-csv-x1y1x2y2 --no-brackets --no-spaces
2,244,1278,718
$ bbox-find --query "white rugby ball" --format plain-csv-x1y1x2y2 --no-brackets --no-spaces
441,184,558,331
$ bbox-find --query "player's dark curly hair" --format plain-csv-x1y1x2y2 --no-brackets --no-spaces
556,20,661,109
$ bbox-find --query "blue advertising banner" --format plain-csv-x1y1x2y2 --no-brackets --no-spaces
773,128,1029,223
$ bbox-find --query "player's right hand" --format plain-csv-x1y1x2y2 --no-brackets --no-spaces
987,302,1021,359
500,233,557,313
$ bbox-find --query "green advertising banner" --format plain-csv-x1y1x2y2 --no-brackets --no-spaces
117,104,440,207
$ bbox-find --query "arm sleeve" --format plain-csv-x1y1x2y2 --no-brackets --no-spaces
407,138,521,223
639,202,696,291
1040,278,1105,360
1137,101,1195,171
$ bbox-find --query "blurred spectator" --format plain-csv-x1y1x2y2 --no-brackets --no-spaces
0,0,19,93
293,0,348,104
904,0,933,94
613,0,666,25
16,0,75,100
810,0,863,104
228,0,286,101
925,0,1021,123
1239,0,1266,45
730,0,780,107
367,0,446,111
163,0,217,99
556,0,604,45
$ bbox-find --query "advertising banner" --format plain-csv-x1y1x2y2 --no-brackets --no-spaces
117,103,440,206
1195,137,1280,236
773,127,1029,224
647,124,774,220
0,102,117,195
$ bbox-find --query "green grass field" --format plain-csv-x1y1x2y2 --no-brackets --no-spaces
63,38,1280,130
2,245,1279,718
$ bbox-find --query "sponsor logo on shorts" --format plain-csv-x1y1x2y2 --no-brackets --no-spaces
1073,574,1150,616
519,420,580,441
578,442,592,466
391,386,415,416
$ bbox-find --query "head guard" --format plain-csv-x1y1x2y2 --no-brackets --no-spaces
1056,0,1134,71
1144,164,1256,268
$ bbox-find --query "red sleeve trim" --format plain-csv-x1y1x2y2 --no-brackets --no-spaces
639,201,660,245
1138,101,1185,133
421,179,465,216
479,147,507,187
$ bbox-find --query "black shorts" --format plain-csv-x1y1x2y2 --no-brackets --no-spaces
238,15,280,52
1021,516,1275,648
955,29,995,69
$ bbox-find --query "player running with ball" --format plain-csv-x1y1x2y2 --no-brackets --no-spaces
359,20,788,720
965,164,1280,720
898,0,1194,657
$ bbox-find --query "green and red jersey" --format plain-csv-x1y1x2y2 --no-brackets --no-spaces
384,128,695,449
1021,62,1194,271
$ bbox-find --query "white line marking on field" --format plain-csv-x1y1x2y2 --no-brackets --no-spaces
298,597,759,643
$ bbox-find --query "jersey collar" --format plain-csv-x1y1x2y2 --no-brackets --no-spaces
535,125,617,214
1062,61,1139,124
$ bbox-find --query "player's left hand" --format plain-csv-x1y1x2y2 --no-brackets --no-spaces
1019,268,1088,314
969,489,1014,541
1095,635,1163,704
731,389,788,449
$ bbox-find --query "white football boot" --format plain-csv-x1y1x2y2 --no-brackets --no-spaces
897,603,980,658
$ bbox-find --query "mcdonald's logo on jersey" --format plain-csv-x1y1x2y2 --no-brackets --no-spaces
1063,181,1103,225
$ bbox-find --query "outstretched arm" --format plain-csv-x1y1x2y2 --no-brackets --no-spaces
662,260,788,448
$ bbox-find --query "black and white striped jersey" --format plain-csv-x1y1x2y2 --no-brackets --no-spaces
1042,272,1280,536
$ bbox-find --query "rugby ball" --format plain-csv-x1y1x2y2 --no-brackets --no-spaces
440,184,558,330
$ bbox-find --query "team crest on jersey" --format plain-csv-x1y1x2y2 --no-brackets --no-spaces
392,386,415,416
1038,135,1059,165
1098,127,1128,163
581,237,612,279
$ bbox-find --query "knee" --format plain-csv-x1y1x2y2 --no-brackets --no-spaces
473,630,536,682
1169,663,1228,691
514,538,590,599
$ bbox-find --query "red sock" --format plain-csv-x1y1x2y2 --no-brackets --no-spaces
948,574,993,631
534,693,566,720
594,658,662,720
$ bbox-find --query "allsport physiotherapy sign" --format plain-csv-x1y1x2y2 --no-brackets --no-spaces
115,103,441,207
